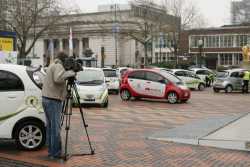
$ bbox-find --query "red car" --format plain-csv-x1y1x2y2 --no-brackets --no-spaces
120,69,191,104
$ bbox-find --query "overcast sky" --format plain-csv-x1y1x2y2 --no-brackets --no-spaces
68,0,232,27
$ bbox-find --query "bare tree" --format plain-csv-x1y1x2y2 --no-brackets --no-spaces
163,0,204,30
231,0,250,24
0,0,76,63
124,0,180,66
159,0,206,66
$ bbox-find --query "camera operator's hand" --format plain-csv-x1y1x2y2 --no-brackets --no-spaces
64,70,76,78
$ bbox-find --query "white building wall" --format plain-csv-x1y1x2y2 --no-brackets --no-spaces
120,39,136,67
89,35,121,67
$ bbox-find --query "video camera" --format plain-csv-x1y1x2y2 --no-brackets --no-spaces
63,57,83,73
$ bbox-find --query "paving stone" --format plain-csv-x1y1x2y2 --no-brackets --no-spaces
148,113,245,141
0,157,46,167
1,90,250,166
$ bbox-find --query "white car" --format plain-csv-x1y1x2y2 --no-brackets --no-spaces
0,64,46,150
103,68,120,94
190,68,215,82
169,69,206,91
116,67,131,80
76,68,108,107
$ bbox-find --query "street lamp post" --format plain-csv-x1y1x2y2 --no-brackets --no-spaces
159,32,164,63
198,39,203,68
171,41,178,68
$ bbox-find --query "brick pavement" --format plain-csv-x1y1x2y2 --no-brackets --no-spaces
0,89,250,167
0,157,46,167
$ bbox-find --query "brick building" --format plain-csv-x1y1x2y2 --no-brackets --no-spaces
179,24,250,69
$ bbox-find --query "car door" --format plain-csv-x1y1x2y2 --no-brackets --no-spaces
174,71,186,83
196,70,207,81
185,71,199,89
230,72,242,90
127,71,146,95
0,70,25,118
144,71,166,98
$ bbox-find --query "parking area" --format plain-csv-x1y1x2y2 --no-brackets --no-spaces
1,89,250,167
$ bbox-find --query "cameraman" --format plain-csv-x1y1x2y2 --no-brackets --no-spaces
42,52,76,159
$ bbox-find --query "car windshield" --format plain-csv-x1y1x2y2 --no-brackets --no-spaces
26,66,45,89
217,71,229,78
77,70,104,85
159,70,183,85
103,69,117,77
120,69,128,75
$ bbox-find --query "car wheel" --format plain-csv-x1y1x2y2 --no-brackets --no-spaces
198,83,205,91
225,85,233,93
213,88,220,93
167,92,178,104
15,121,45,150
120,89,131,101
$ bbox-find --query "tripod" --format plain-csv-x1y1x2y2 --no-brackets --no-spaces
61,78,95,161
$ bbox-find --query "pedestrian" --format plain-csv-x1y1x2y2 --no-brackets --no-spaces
207,73,214,87
42,52,76,159
205,76,209,87
242,70,250,93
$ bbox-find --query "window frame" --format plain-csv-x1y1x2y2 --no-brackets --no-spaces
128,71,146,80
0,70,25,92
145,71,166,83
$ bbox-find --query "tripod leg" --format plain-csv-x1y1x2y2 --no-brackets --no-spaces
61,101,66,127
63,85,74,160
73,84,95,154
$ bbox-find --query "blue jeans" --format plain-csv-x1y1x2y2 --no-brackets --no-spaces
42,97,62,157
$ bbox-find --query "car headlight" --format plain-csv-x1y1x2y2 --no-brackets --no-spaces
99,89,108,99
179,85,189,90
98,86,106,92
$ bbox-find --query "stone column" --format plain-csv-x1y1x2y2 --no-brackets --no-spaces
232,53,236,65
49,39,54,61
59,39,63,51
79,38,83,57
217,54,220,66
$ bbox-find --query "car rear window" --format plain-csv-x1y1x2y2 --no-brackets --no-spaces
217,71,229,78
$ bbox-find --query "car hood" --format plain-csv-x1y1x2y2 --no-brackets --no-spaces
216,77,226,81
77,84,107,93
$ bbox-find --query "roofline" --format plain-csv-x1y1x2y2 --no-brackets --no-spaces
58,10,130,18
185,24,250,32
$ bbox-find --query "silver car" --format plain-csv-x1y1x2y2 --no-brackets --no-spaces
213,69,248,93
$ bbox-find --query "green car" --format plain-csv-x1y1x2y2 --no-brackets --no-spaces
169,69,206,91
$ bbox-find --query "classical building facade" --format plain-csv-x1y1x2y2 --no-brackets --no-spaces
26,3,180,67
179,24,250,69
